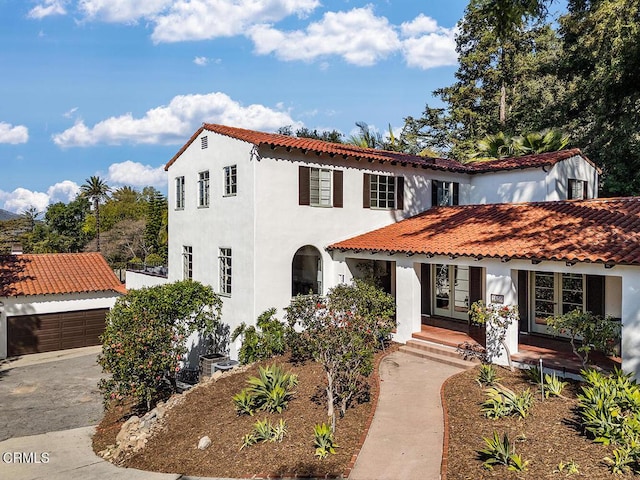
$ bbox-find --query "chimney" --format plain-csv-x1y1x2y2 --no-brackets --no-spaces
10,243,23,255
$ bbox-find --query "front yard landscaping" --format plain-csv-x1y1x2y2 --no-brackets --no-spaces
444,365,636,479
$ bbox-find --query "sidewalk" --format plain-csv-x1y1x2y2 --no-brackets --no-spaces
348,351,465,480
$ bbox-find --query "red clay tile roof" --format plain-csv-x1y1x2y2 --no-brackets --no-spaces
165,124,592,174
0,253,127,297
328,197,640,266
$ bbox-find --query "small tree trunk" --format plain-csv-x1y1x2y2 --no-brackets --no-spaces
326,372,336,432
500,337,514,372
499,82,507,126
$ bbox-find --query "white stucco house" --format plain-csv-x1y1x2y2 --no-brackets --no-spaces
0,252,126,359
131,123,640,375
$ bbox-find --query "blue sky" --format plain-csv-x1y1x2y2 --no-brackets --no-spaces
0,0,473,213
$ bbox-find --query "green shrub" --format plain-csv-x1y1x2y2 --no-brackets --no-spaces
477,364,499,386
314,422,339,459
98,281,222,411
478,432,528,471
144,253,164,265
544,372,568,398
231,308,287,364
233,388,256,416
234,364,298,416
524,364,543,385
241,418,288,450
482,385,533,419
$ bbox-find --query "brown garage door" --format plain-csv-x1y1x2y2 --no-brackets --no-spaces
7,309,108,357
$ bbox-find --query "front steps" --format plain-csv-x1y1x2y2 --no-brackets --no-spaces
399,339,479,370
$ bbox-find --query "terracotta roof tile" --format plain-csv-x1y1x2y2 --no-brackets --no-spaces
0,253,127,297
165,124,590,174
328,197,640,266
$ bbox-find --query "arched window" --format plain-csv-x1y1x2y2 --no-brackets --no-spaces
292,245,322,296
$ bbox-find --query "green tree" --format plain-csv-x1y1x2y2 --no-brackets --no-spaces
80,176,111,252
98,281,223,411
143,187,167,259
406,0,559,160
24,197,91,253
558,0,640,195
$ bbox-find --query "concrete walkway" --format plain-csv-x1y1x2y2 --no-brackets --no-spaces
348,351,465,480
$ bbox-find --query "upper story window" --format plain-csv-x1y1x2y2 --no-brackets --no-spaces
568,179,587,200
363,174,404,210
432,180,459,207
183,245,193,280
224,165,237,196
219,247,232,296
201,136,208,149
198,171,210,207
175,176,185,209
298,166,343,208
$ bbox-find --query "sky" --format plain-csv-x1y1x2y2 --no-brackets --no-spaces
0,0,473,214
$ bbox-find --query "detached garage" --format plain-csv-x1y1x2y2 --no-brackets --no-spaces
0,253,126,359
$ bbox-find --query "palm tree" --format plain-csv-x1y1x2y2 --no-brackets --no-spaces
347,122,382,149
512,129,570,155
80,176,110,252
469,132,515,161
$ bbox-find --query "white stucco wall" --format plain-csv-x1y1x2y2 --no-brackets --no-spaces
125,271,170,290
469,155,599,204
0,291,120,359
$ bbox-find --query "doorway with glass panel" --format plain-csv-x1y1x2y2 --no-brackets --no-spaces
433,264,471,321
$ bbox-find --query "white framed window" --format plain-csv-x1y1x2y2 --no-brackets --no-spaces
224,165,237,196
568,179,587,200
432,180,459,206
201,136,208,149
175,176,185,209
310,168,331,206
370,174,396,209
531,271,585,335
198,171,210,207
183,246,193,280
219,248,232,296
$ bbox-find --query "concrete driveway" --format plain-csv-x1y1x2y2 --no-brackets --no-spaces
0,347,105,442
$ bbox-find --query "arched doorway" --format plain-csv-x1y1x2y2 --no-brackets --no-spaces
292,245,322,296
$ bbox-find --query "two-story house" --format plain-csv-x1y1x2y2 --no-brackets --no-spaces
146,123,640,375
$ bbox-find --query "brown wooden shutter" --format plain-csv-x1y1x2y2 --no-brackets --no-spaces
299,166,310,205
363,173,371,208
453,182,460,205
421,263,431,317
431,180,439,207
333,170,343,208
469,266,483,305
518,270,529,332
396,176,404,210
586,275,605,317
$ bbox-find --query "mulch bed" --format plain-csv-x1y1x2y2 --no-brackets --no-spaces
93,347,397,478
443,366,633,479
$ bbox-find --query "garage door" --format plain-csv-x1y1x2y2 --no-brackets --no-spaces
7,309,108,357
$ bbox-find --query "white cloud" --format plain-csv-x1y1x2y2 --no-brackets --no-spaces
63,107,79,118
52,92,300,147
107,161,167,187
0,181,80,214
249,6,401,66
0,122,29,144
401,31,457,70
400,14,440,36
77,0,172,23
193,56,208,66
28,0,67,19
151,0,320,43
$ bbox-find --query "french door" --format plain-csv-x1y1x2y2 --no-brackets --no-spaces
433,264,470,320
531,271,584,335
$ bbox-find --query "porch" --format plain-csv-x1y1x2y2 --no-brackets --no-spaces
413,322,621,376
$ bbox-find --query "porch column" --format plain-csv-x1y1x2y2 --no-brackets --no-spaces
393,258,421,344
485,264,519,366
621,270,640,380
